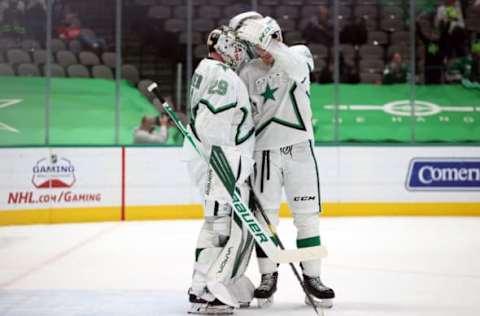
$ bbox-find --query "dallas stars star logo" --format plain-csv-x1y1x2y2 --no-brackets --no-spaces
0,99,22,133
260,83,278,105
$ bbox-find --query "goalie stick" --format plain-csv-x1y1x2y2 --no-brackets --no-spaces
147,82,327,264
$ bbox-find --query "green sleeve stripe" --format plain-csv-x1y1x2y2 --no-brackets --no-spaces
199,99,237,114
296,236,321,248
235,107,255,145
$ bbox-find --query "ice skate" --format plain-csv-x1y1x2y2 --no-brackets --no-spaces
188,292,234,315
254,272,278,308
303,274,335,309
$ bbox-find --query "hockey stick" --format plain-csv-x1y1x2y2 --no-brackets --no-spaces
147,82,326,264
249,188,324,316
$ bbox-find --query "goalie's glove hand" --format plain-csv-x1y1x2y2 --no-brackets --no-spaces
236,18,276,50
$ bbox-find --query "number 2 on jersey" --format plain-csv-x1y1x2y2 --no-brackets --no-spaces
208,80,228,96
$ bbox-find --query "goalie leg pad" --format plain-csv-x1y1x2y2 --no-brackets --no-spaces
191,216,231,300
228,275,255,308
205,199,254,308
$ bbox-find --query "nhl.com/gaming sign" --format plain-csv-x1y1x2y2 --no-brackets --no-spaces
7,153,102,206
32,154,76,189
406,158,480,191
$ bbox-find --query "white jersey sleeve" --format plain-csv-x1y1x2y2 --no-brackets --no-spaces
268,41,313,82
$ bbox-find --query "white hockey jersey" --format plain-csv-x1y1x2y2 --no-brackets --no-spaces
239,41,315,150
187,58,255,156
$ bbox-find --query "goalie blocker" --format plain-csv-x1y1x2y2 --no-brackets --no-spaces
147,82,327,264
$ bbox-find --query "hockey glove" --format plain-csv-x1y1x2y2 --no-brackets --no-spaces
236,18,276,50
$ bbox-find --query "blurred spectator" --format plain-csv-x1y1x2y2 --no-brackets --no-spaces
133,114,183,145
340,17,367,46
340,58,360,83
435,0,467,58
445,55,472,83
470,42,480,82
416,19,445,84
25,0,46,43
55,8,106,52
133,114,169,144
302,6,332,46
474,0,480,14
0,0,26,39
383,52,408,84
316,62,333,83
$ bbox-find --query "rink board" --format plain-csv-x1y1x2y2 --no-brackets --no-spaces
0,146,479,225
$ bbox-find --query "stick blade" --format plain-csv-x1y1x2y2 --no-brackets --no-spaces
273,246,328,264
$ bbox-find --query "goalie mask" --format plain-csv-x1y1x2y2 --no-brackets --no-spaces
207,26,248,70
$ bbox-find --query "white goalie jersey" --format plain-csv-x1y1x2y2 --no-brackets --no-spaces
188,58,254,155
239,42,315,150
184,58,255,202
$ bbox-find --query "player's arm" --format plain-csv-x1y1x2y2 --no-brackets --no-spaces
267,41,311,82
237,17,312,82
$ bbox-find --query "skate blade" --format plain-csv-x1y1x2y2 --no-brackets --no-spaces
256,296,274,308
305,296,333,309
188,303,234,315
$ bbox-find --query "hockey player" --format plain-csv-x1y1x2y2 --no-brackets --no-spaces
184,26,256,315
229,14,336,308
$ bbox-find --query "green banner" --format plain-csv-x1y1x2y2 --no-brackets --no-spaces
0,78,479,145
0,77,182,146
311,84,480,142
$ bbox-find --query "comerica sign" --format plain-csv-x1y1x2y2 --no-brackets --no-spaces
406,158,480,191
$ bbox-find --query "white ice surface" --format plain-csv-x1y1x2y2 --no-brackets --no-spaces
1,217,480,316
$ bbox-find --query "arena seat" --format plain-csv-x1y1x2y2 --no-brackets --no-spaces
7,49,32,64
92,65,114,80
0,63,15,76
43,64,66,77
57,50,78,67
67,64,90,78
79,51,101,66
17,63,41,77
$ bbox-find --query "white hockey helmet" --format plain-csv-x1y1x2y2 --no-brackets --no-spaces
261,16,283,42
229,11,263,31
207,26,248,70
